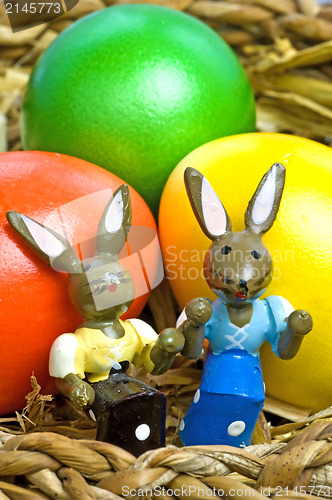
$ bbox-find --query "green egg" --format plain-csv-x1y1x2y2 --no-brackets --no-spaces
21,4,255,212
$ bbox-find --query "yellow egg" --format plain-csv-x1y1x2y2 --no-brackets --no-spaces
159,133,332,412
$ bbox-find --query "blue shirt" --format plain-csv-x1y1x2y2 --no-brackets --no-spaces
205,295,294,357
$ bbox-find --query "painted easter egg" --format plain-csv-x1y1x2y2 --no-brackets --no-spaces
21,4,255,213
0,151,160,415
159,133,332,412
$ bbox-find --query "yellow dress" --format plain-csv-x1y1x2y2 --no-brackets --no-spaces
49,318,157,382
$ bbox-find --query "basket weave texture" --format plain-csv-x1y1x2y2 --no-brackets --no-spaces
2,420,332,499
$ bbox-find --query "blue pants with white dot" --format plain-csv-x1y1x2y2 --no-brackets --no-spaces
179,348,265,447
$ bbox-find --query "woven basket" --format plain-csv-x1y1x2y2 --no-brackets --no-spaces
2,420,332,498
1,0,332,497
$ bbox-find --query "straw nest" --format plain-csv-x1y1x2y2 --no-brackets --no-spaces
1,0,332,497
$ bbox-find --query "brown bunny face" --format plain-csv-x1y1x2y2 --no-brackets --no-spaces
68,258,135,321
7,185,135,324
203,229,273,303
184,163,286,305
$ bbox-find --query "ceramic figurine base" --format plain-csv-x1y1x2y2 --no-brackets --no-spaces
179,348,264,446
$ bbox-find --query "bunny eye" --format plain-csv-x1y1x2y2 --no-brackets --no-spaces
221,246,232,255
224,276,233,285
251,250,261,259
105,272,121,284
84,261,101,272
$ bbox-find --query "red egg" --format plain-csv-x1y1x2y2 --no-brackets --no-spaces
0,151,160,415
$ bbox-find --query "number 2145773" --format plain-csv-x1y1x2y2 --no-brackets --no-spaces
5,2,61,14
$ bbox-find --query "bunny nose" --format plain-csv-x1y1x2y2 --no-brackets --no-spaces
239,279,247,288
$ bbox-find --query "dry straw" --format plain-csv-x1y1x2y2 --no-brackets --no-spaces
1,0,332,497
1,0,332,149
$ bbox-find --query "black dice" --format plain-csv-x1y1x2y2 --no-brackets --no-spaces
90,372,166,456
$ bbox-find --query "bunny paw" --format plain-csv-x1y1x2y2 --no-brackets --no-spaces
288,310,313,336
158,328,185,354
185,297,212,327
70,381,95,408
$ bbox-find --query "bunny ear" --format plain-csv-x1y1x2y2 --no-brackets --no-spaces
6,211,83,274
245,163,286,235
184,167,231,240
96,185,132,257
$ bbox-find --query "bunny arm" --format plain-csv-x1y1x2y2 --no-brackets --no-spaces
277,309,313,360
150,297,213,375
55,373,96,407
175,297,213,359
149,328,185,375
